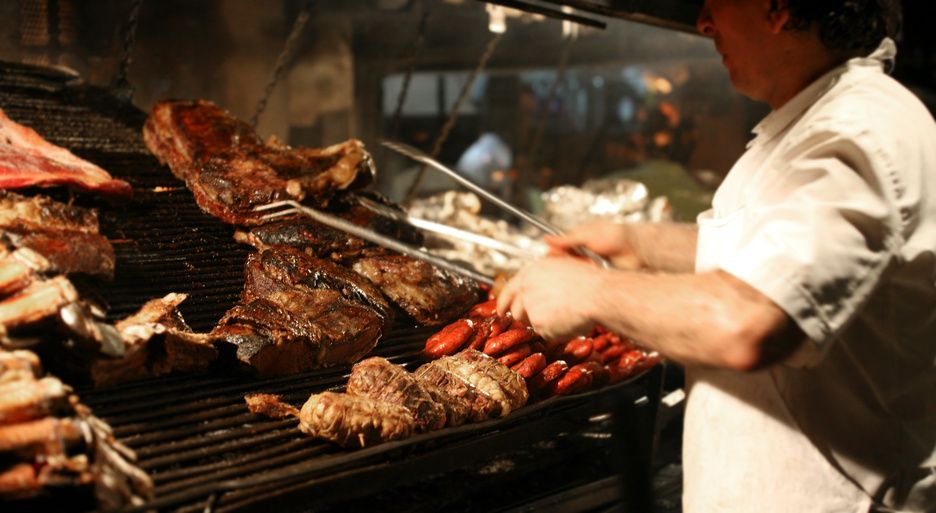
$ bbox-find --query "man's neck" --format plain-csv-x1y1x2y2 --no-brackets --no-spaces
764,42,850,110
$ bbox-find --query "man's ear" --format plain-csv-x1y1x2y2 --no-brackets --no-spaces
767,0,791,34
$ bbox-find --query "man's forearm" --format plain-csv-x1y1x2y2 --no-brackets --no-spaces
587,269,797,370
628,223,698,273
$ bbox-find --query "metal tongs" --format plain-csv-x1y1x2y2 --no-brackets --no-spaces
254,200,495,286
380,140,613,269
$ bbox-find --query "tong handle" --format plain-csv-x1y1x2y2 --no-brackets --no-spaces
255,201,495,286
381,140,612,269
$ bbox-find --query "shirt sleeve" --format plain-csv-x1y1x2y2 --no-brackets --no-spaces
718,125,903,353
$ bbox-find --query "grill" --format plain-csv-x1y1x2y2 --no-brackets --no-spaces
0,60,662,513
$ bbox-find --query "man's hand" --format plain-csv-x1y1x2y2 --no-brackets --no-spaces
495,257,604,340
545,220,642,270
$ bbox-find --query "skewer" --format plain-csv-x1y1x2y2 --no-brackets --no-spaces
253,201,494,286
380,140,612,269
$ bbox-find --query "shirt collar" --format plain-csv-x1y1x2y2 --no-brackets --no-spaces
748,37,897,147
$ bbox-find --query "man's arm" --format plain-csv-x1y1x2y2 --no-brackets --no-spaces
547,221,698,273
496,259,804,371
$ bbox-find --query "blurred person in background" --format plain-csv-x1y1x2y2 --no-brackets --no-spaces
498,1,936,512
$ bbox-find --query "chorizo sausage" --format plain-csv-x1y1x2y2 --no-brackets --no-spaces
528,360,569,393
559,337,594,364
483,327,536,356
497,343,532,368
423,319,475,359
551,361,607,395
510,352,547,379
468,299,498,320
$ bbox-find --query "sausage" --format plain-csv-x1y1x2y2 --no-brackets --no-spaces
591,333,615,353
465,317,494,351
600,344,627,364
497,343,532,368
559,337,594,364
483,327,536,356
528,360,569,393
488,315,513,340
468,299,498,320
551,361,607,395
423,319,475,359
510,352,547,379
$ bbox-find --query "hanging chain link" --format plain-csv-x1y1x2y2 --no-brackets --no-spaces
387,8,431,141
526,37,573,173
404,32,503,203
251,0,314,128
111,0,144,103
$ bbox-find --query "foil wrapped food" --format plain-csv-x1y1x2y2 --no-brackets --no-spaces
541,178,672,231
408,192,547,276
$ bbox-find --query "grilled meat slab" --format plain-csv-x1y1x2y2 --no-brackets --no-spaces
214,290,384,377
0,191,115,278
346,357,446,432
234,191,422,259
352,255,479,326
0,109,132,199
142,100,375,225
0,376,69,425
243,247,393,325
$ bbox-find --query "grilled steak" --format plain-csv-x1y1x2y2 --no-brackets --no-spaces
214,290,384,377
243,247,393,325
234,217,375,264
0,109,132,199
352,255,479,326
233,191,422,264
142,100,375,225
346,357,446,432
0,191,115,278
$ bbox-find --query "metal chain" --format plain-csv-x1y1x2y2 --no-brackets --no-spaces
526,37,573,174
111,0,143,103
387,8,431,142
251,0,314,128
404,32,503,203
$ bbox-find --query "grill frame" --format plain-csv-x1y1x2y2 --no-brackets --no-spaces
1,60,662,513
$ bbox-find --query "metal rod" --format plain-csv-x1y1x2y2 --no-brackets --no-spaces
406,217,540,260
382,140,612,269
477,0,606,29
254,201,494,285
383,140,562,235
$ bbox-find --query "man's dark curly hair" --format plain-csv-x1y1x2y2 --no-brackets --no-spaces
774,0,903,53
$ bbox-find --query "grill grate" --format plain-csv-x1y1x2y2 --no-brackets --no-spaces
1,60,661,513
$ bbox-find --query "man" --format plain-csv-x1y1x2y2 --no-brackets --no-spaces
496,1,936,511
